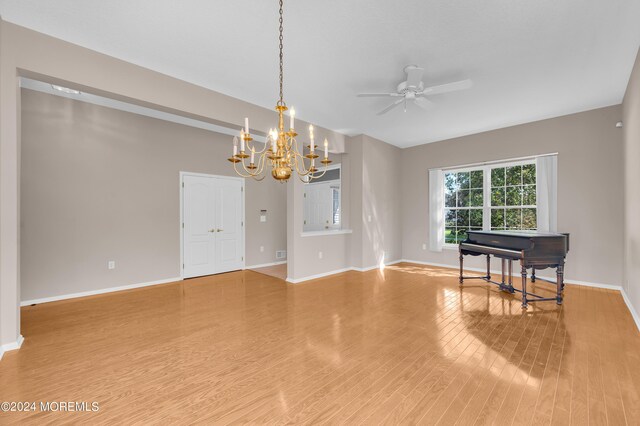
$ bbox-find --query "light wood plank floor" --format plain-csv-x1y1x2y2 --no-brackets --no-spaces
250,263,288,280
0,263,639,425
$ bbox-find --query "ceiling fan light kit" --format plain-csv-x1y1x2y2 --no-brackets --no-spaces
358,65,473,115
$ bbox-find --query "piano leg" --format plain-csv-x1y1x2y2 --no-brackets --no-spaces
508,260,513,291
531,267,536,283
521,265,528,309
499,258,514,293
556,264,564,305
459,252,464,285
486,255,491,280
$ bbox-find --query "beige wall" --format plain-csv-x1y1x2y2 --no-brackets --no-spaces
362,135,402,267
1,18,636,348
286,151,351,281
623,48,640,315
20,89,286,301
347,135,402,269
0,19,345,347
401,105,625,286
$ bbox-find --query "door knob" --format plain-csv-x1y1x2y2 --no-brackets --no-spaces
208,229,215,233
217,229,224,232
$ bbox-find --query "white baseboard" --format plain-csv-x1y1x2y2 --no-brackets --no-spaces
0,334,25,360
21,277,182,307
286,267,354,284
351,259,403,272
399,259,622,290
286,260,402,284
621,289,640,333
245,261,287,269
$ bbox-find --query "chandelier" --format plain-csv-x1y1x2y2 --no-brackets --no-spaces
228,0,331,182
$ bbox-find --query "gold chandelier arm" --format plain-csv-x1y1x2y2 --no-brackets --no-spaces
247,137,271,156
255,150,268,175
293,145,331,181
309,165,329,180
233,159,257,179
233,151,266,180
292,150,311,176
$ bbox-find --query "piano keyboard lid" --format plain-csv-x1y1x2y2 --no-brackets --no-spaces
466,230,568,238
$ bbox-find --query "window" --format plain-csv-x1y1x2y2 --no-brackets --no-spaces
443,161,537,245
444,169,484,244
332,187,341,225
490,164,536,231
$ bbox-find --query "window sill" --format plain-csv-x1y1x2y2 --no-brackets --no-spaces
443,244,459,250
300,229,353,237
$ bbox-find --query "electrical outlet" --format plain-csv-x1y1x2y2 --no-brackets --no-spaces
368,215,372,222
260,246,264,253
318,251,323,259
422,243,427,250
108,261,115,270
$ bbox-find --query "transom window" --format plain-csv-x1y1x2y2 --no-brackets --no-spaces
443,161,537,245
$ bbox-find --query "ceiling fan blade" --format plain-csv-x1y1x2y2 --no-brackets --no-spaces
377,98,404,115
414,97,433,110
422,79,472,95
405,66,424,88
357,93,399,97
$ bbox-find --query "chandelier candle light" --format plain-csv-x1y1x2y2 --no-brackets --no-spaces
228,0,331,182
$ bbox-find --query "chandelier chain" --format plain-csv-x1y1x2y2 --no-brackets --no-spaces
278,0,285,106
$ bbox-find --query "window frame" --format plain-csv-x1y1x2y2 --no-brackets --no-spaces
442,159,537,248
303,163,342,232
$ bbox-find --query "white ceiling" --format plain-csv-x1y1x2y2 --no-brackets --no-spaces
1,0,639,148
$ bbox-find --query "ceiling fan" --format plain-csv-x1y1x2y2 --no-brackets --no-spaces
357,65,472,115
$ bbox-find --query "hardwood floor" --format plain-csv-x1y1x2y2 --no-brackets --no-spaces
0,262,638,425
250,263,288,280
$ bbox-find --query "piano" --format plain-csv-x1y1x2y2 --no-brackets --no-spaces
459,230,570,308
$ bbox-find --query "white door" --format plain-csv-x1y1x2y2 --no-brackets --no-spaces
304,183,333,231
215,178,244,273
183,175,217,278
182,174,244,278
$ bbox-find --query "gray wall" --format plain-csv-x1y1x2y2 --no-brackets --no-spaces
401,105,624,286
285,133,402,281
347,135,402,269
286,151,351,281
0,20,345,347
20,89,286,301
362,135,402,267
623,48,640,314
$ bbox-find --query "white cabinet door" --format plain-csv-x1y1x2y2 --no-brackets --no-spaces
182,174,244,278
215,178,244,273
183,175,217,278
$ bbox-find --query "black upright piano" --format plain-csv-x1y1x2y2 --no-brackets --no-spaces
459,230,570,308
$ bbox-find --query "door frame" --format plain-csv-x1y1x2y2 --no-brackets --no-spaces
179,171,245,279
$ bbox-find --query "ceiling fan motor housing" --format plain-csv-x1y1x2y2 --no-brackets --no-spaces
397,80,424,94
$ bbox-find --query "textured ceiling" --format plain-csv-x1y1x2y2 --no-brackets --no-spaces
1,0,639,147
